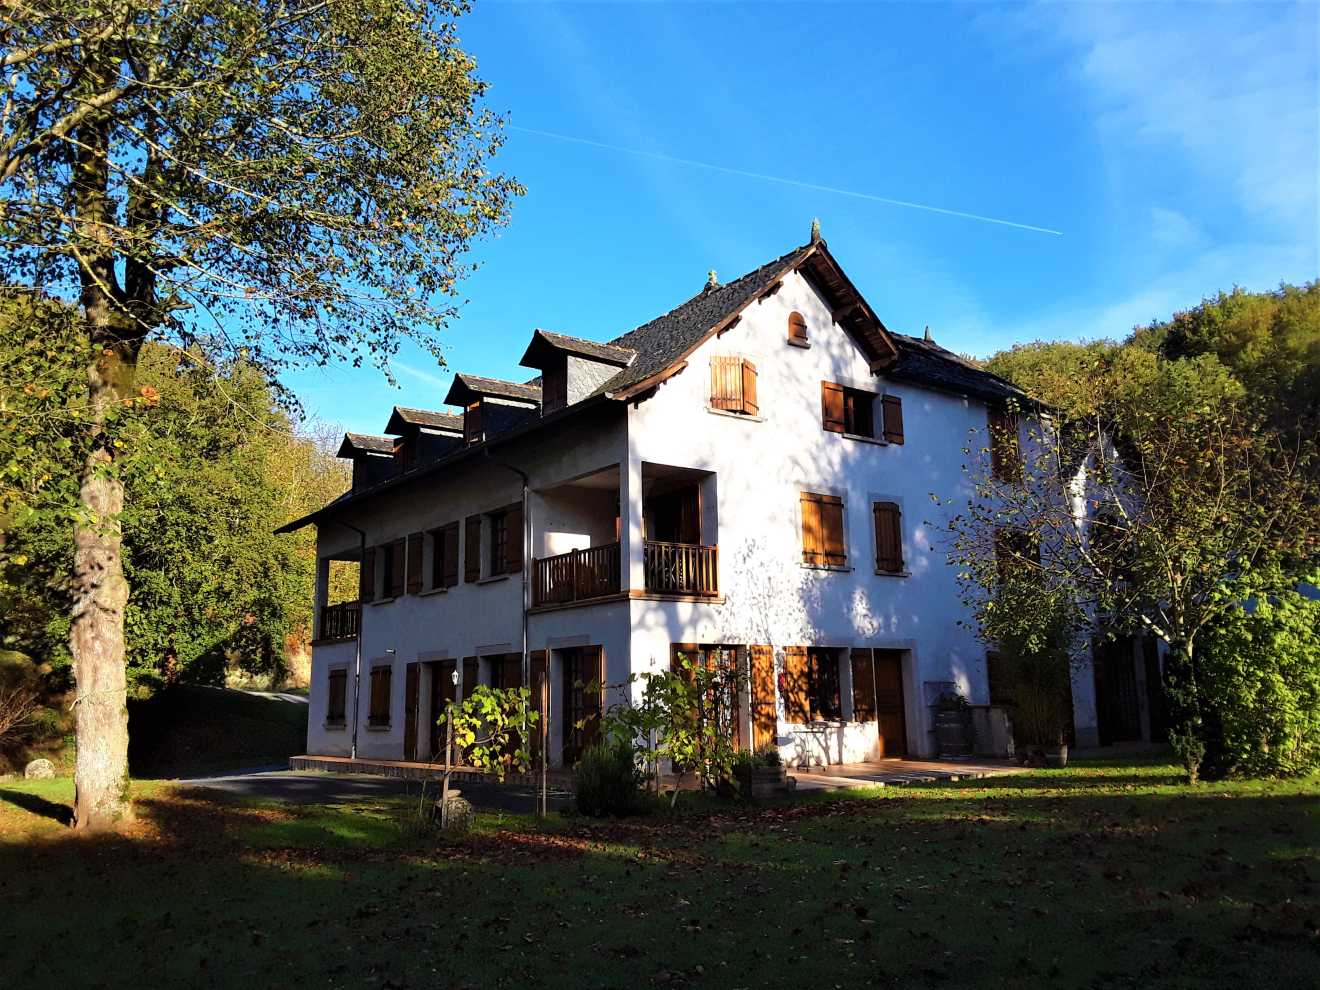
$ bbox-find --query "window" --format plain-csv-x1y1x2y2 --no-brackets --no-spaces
542,365,567,414
808,648,842,720
995,528,1039,581
380,539,405,598
326,669,347,725
489,510,508,576
788,311,808,343
989,407,1021,480
710,356,759,416
561,646,602,765
881,395,904,444
359,546,376,603
821,382,876,438
431,522,460,589
368,664,392,727
465,399,484,446
674,646,741,746
801,492,846,567
873,501,904,572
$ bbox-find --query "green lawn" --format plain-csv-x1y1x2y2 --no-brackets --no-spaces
0,759,1316,989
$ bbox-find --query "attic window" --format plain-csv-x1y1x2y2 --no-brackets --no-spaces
542,365,567,414
465,400,483,445
788,312,808,343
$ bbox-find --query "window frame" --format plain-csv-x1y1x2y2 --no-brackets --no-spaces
488,509,508,577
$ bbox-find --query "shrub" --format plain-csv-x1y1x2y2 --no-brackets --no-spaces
1198,591,1320,779
575,739,646,817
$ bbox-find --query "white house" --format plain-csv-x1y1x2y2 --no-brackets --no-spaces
281,229,1128,767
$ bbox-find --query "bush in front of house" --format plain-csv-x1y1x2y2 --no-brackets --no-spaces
575,739,648,817
1198,590,1320,779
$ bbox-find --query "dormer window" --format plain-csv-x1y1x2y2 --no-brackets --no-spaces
542,364,568,414
465,400,483,445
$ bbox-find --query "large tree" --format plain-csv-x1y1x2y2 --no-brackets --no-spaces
0,0,520,827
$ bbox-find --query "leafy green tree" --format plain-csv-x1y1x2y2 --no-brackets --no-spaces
0,0,519,827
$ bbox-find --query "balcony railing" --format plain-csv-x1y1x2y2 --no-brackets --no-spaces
644,541,719,596
319,601,359,641
533,542,621,607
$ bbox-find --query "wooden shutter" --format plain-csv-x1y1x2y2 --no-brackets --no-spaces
389,538,406,598
407,532,424,595
504,501,523,573
741,360,758,415
989,407,1020,479
788,312,808,343
582,646,603,750
461,656,478,703
820,495,845,566
783,647,810,724
881,394,904,444
850,649,877,722
710,356,742,411
369,665,392,726
327,669,347,723
404,662,420,760
464,515,481,583
873,502,904,572
821,382,845,433
442,522,460,587
750,645,776,750
502,652,523,690
800,493,821,564
465,400,483,445
359,547,376,603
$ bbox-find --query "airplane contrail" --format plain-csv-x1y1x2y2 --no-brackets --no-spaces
510,125,1063,236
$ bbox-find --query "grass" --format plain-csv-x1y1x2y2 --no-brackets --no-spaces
0,758,1316,989
126,684,309,779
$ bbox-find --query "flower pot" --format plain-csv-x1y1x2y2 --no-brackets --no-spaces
733,765,789,800
1043,745,1068,768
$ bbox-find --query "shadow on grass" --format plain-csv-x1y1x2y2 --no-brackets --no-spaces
0,787,73,825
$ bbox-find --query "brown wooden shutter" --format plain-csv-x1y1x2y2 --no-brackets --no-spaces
750,645,776,750
800,493,822,564
369,665,392,726
710,356,742,411
502,652,523,690
821,382,845,433
389,538,406,598
461,656,479,702
820,495,846,566
873,502,904,571
582,646,603,750
464,515,481,583
741,360,758,416
404,662,420,760
504,501,523,573
406,532,424,595
881,394,904,444
359,547,376,603
465,400,483,445
327,669,347,723
442,522,460,587
788,311,808,343
850,649,877,722
783,647,810,724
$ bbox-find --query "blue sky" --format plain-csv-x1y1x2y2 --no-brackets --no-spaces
287,0,1320,438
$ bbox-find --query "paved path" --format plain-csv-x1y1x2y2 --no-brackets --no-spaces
788,758,1027,792
178,769,573,814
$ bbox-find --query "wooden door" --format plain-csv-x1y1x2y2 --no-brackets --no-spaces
1094,636,1142,744
403,662,420,762
873,650,907,757
430,659,456,759
750,645,776,751
1141,637,1167,742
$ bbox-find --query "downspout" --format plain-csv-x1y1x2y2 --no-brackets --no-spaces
483,449,530,687
333,518,367,760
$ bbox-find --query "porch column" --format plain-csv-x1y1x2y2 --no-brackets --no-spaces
314,556,330,639
621,454,644,592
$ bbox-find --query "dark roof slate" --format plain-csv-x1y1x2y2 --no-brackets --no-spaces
591,244,815,397
337,433,394,458
388,407,463,432
529,330,636,367
444,373,542,406
885,334,1034,406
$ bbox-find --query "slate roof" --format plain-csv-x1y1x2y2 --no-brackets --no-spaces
527,330,636,367
591,245,816,397
886,334,1035,406
444,373,542,407
336,433,394,458
386,406,463,433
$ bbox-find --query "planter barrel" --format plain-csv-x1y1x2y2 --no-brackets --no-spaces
734,766,790,799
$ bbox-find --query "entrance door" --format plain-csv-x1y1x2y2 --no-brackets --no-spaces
750,645,776,751
873,650,907,757
1141,637,1168,742
1094,636,1142,744
429,659,456,760
561,646,602,765
403,662,420,762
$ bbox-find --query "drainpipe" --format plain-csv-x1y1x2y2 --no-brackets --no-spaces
333,518,367,760
483,449,530,687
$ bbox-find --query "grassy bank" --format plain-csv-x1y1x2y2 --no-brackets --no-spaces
0,758,1316,989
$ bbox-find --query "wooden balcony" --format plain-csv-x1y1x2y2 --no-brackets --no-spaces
319,601,359,641
644,541,719,596
533,542,621,607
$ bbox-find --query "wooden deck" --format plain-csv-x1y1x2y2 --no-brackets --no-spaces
288,755,578,791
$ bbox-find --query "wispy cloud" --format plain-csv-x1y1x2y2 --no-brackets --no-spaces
393,361,450,389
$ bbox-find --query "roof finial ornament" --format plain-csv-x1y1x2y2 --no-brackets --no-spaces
924,325,933,342
810,217,821,243
706,270,718,291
